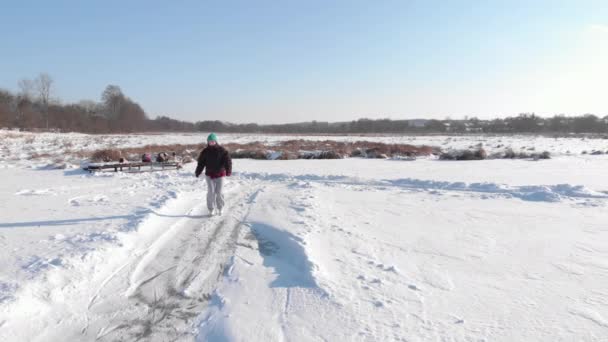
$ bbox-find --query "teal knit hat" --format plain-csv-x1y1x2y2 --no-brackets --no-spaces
207,133,218,142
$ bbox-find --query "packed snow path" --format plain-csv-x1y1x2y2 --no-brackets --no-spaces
83,188,259,341
1,181,263,341
1,157,608,341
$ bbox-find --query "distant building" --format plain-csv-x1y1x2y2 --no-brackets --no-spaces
408,119,428,128
464,122,483,133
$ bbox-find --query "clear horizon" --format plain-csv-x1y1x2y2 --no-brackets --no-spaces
1,0,607,124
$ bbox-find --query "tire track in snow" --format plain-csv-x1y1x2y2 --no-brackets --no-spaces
85,186,261,341
81,201,215,336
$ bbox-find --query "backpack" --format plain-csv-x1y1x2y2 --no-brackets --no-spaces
156,152,168,162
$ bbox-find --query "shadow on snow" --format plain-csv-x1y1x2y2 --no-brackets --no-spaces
249,221,317,289
0,208,207,228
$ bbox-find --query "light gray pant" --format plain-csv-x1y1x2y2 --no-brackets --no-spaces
205,176,225,211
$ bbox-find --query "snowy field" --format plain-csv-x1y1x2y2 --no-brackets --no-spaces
3,131,608,169
1,132,608,341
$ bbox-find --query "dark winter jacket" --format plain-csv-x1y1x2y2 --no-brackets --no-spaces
195,145,232,179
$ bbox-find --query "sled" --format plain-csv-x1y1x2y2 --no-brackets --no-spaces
83,161,182,173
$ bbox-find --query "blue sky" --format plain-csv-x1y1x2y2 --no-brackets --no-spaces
1,0,607,123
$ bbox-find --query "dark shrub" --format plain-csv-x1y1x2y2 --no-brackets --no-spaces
91,149,122,162
439,148,487,160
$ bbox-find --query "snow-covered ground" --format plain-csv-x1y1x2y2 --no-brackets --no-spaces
1,132,608,341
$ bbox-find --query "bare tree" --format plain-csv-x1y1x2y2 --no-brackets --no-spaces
77,100,100,117
18,79,34,100
0,89,12,127
34,73,53,129
101,85,124,119
11,79,35,128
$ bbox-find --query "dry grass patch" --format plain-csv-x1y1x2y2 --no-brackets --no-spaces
441,148,551,161
28,152,53,160
90,149,123,162
440,148,488,160
85,140,439,162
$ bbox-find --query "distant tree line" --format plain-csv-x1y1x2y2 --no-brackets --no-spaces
1,75,607,134
0,73,194,133
194,114,608,134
